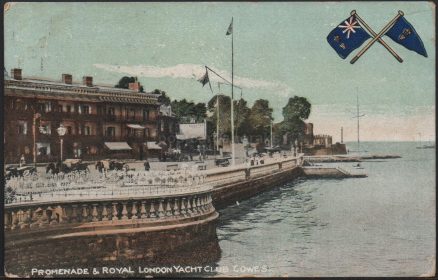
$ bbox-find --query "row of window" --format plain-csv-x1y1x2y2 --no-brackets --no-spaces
9,100,155,120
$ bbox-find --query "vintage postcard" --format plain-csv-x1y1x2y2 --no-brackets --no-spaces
2,1,435,278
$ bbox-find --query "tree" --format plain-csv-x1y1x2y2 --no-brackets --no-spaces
207,95,232,135
115,76,144,92
234,98,251,137
153,89,171,105
280,96,311,146
171,99,206,123
248,99,273,136
282,96,311,122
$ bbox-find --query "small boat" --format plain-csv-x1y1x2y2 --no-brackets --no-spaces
416,144,435,149
353,163,364,169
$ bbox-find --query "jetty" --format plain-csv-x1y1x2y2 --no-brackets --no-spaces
304,154,401,163
302,166,367,178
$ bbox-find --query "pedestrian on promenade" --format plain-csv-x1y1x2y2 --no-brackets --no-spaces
20,154,26,167
144,159,150,171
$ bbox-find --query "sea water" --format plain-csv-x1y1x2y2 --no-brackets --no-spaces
214,142,435,277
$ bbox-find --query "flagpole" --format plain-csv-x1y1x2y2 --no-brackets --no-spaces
217,83,220,154
230,17,235,166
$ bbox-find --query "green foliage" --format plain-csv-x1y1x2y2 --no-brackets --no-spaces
171,99,206,123
115,76,136,89
282,96,311,121
153,89,171,105
207,96,273,140
248,99,273,135
280,96,311,145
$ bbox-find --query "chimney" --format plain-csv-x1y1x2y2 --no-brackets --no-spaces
11,68,22,80
128,82,140,92
62,74,72,84
82,76,93,87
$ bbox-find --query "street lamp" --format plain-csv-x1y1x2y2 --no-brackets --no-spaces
56,124,67,162
32,113,41,168
264,116,273,148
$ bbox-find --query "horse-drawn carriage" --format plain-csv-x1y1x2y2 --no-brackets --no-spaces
95,159,130,173
5,165,37,180
46,159,90,174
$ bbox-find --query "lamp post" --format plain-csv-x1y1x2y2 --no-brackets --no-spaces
32,113,41,168
56,124,67,162
264,116,273,148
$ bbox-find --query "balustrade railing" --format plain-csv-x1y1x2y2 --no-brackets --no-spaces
5,170,210,205
4,193,215,231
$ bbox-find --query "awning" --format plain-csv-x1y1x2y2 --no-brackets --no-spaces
127,124,145,129
146,141,162,150
104,142,132,151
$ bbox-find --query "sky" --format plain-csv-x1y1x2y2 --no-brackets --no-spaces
4,2,436,142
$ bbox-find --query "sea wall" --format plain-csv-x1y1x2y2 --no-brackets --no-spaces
203,157,305,209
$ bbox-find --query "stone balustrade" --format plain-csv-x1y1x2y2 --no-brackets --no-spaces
4,191,215,232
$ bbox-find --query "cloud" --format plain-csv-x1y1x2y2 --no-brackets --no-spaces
93,63,294,97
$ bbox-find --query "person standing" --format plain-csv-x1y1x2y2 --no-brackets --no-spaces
20,154,26,167
144,159,151,171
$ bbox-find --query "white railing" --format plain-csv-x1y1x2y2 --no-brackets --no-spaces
5,169,211,205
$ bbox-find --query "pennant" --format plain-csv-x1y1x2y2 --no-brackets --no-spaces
385,16,427,57
198,70,209,87
226,19,233,36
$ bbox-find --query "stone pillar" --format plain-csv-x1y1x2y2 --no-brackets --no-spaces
112,203,119,221
173,198,180,216
92,204,99,222
101,204,109,221
121,202,128,220
140,201,147,219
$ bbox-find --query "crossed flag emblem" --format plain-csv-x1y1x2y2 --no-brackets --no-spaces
327,10,427,63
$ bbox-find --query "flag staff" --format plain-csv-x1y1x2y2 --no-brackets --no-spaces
229,17,235,166
216,83,220,154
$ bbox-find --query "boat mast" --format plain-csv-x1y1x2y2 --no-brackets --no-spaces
353,88,365,153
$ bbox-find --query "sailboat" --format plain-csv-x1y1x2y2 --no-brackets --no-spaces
416,133,435,149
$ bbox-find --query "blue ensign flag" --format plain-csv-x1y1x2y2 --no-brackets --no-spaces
327,15,371,59
385,16,427,57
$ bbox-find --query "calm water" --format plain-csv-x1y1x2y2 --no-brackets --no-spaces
214,142,435,277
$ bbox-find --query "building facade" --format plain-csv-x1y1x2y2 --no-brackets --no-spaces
4,69,161,164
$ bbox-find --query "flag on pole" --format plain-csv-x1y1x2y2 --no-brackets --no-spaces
198,69,209,87
327,15,371,59
226,18,233,35
385,16,427,57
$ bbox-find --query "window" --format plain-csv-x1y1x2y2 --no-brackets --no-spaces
143,109,149,121
66,126,73,135
83,105,90,114
79,105,90,115
84,126,91,136
66,105,72,113
144,128,149,137
106,127,115,137
129,108,135,120
40,122,51,135
17,121,28,135
58,105,63,112
38,102,51,112
108,107,115,115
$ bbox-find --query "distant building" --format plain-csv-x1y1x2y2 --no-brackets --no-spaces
303,122,346,155
4,68,161,164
